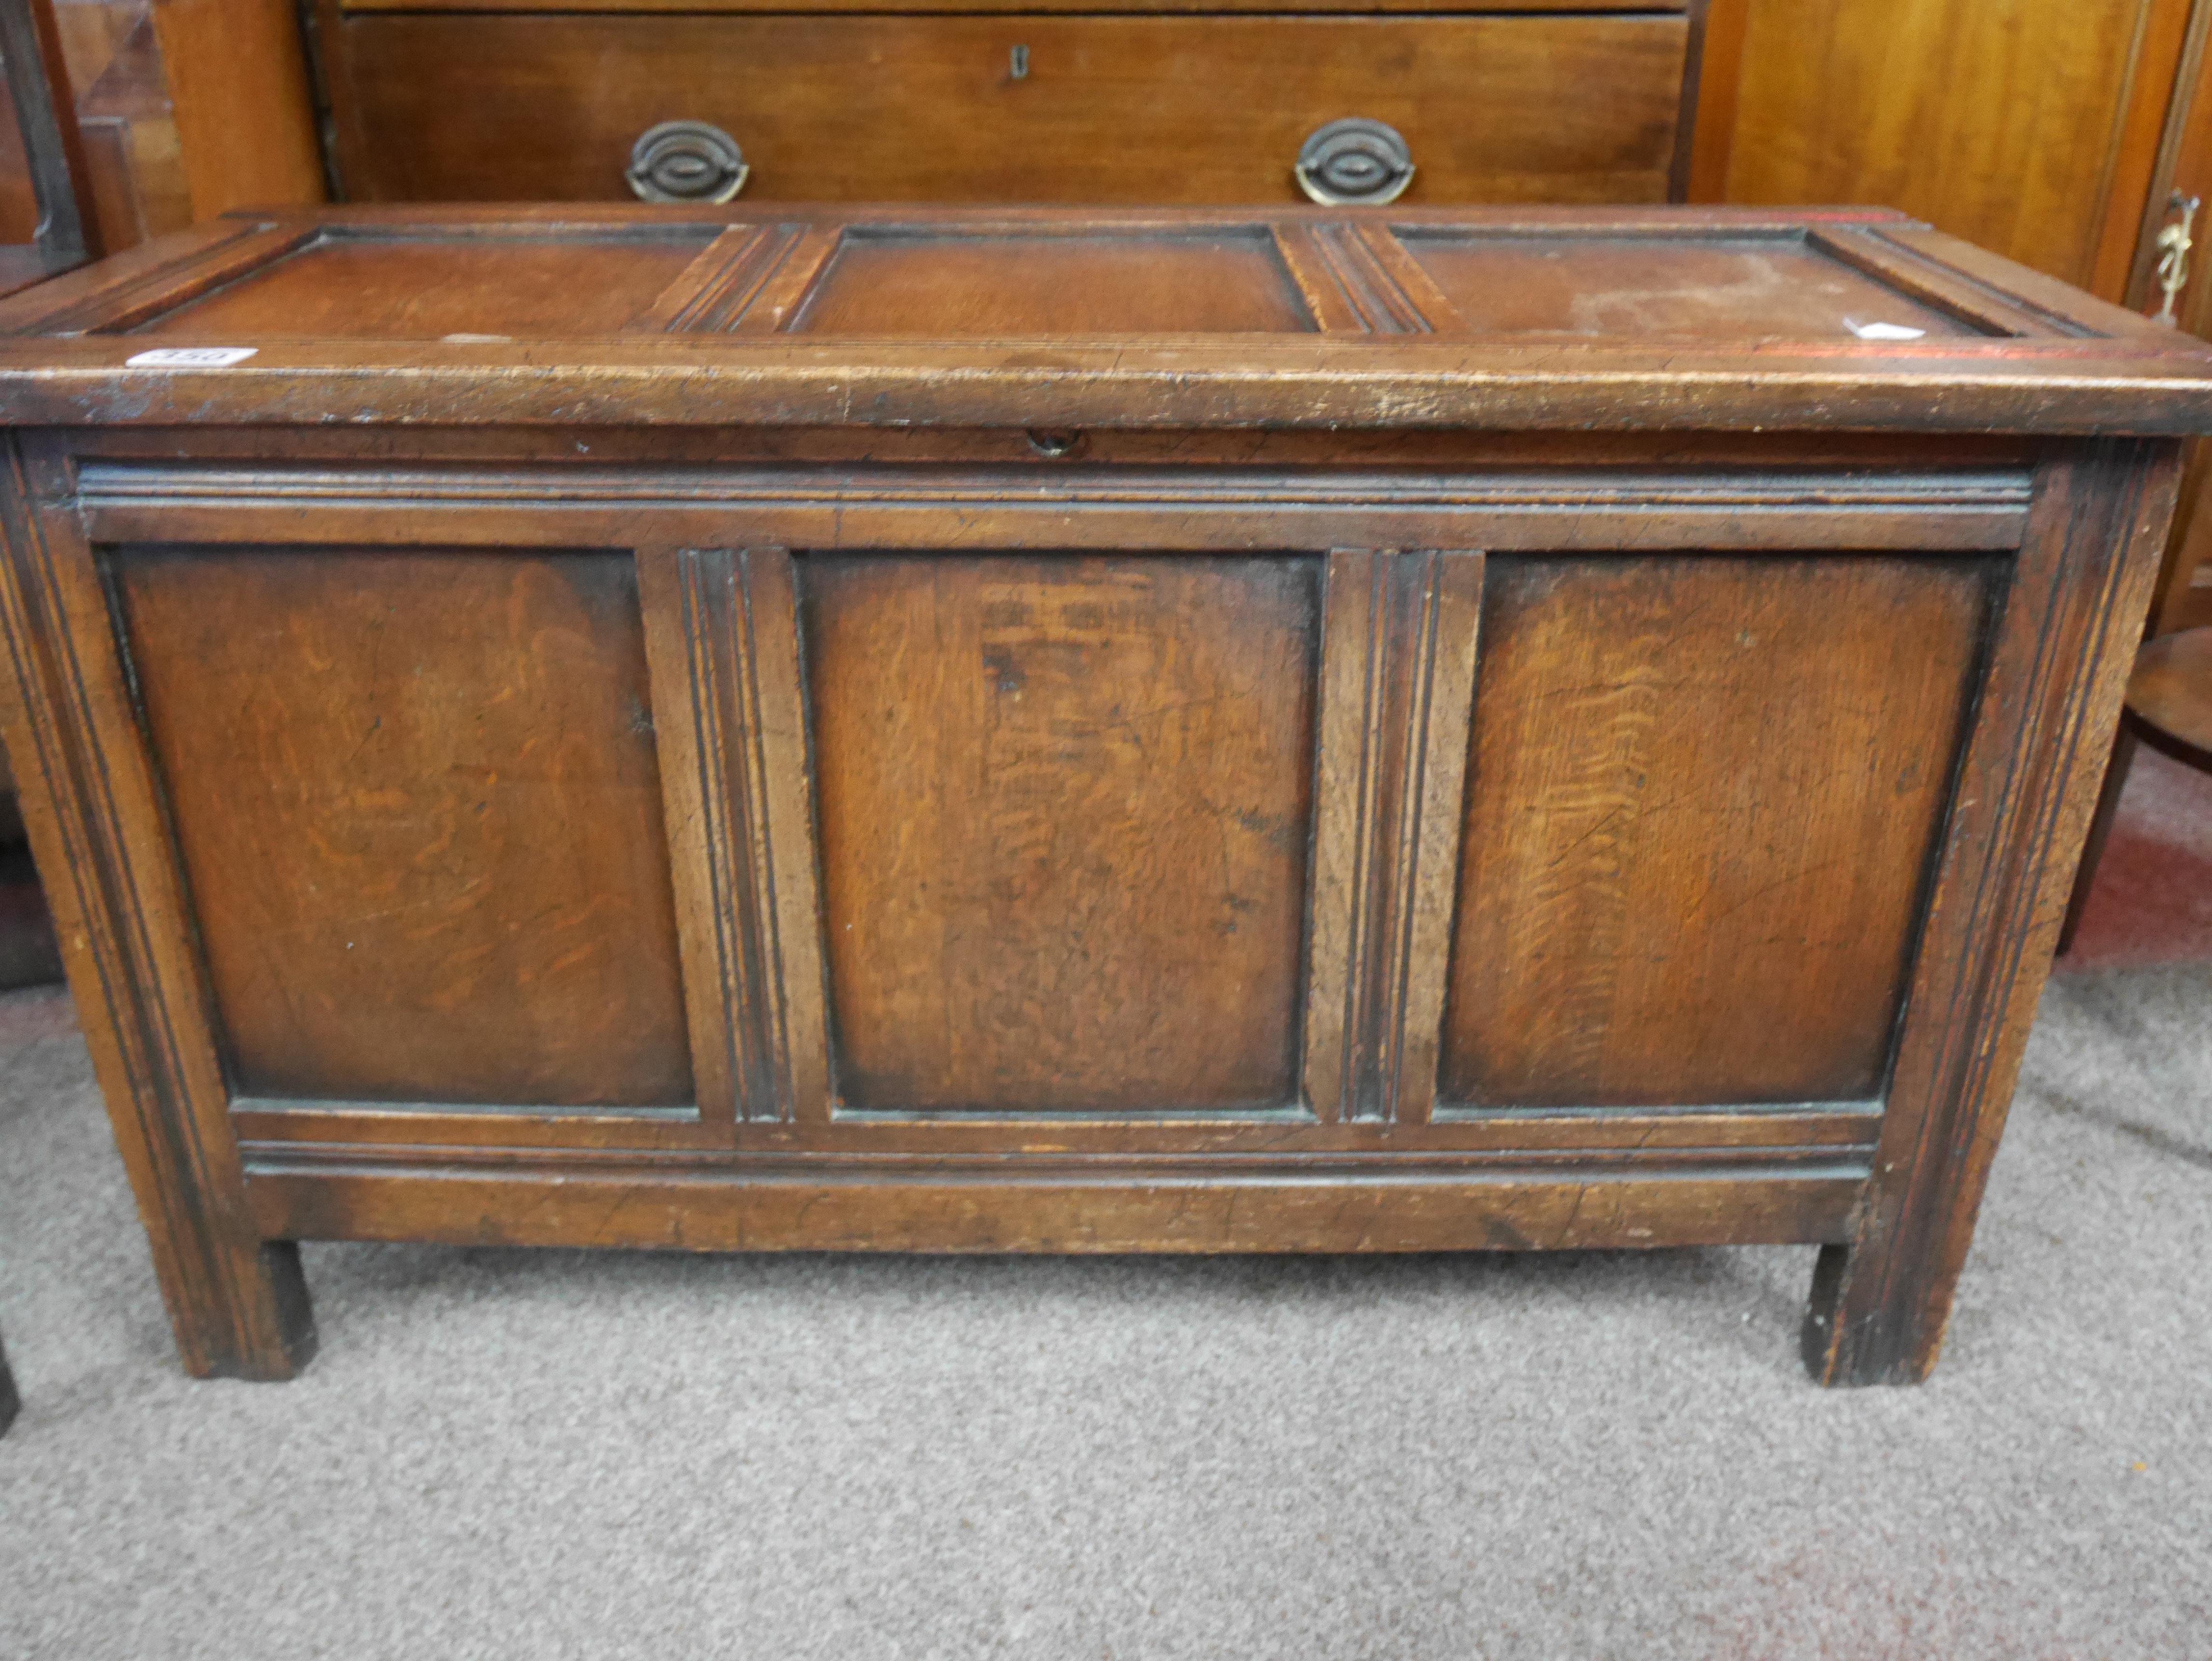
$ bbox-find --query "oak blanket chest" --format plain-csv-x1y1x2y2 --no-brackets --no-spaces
0,204,2206,1387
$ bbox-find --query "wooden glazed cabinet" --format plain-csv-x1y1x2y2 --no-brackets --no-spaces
0,204,2205,1388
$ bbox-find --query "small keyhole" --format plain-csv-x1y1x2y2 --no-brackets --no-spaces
1027,428,1083,458
1010,44,1029,79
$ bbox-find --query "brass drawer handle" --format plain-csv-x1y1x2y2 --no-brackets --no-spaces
1295,119,1414,207
627,120,749,203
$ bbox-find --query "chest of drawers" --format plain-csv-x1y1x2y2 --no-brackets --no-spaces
0,202,2203,1387
308,0,1720,207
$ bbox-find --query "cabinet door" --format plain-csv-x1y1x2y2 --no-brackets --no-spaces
2117,1,2212,635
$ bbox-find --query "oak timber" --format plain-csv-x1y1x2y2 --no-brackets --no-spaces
0,203,2204,1389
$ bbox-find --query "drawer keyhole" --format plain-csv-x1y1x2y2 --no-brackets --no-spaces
1010,44,1030,79
1027,428,1083,458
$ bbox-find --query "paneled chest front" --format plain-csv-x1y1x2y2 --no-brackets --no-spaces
0,204,2205,1387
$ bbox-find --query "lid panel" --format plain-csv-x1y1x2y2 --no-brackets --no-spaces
1399,232,1987,340
137,230,718,339
4,205,2207,435
788,229,1316,335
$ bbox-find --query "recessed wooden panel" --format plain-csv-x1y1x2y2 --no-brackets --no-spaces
1398,233,1983,339
136,231,717,337
326,13,1687,206
1440,554,1995,1109
802,553,1318,1112
792,229,1310,335
111,545,693,1107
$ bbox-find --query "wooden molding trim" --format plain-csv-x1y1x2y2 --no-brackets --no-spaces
641,546,831,1125
72,464,2038,555
226,1098,1884,1155
1304,549,1482,1123
242,1158,1865,1255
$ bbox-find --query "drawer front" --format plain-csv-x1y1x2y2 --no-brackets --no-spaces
325,13,1690,205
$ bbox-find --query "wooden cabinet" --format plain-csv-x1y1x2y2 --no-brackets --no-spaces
0,203,2205,1389
26,0,322,254
2103,2,2212,635
1703,0,2198,300
311,0,1716,207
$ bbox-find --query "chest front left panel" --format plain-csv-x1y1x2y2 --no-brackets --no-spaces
106,542,698,1113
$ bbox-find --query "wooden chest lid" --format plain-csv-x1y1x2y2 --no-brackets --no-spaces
2,203,2211,434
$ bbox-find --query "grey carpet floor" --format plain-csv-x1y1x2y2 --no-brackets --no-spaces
0,967,2207,1661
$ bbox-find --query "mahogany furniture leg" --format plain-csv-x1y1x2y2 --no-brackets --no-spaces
2057,720,2139,956
1804,443,2179,1384
0,439,315,1380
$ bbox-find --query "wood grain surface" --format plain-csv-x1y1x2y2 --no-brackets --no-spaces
333,0,1686,13
142,230,720,339
245,1160,1865,1257
112,545,693,1108
1723,0,2192,295
149,0,324,220
794,229,1313,335
803,553,1318,1113
322,13,1688,207
0,205,2207,438
639,546,833,1124
0,436,317,1379
1441,554,1995,1108
0,206,2198,1385
1399,230,1982,339
1303,549,1482,1124
1806,440,2182,1384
